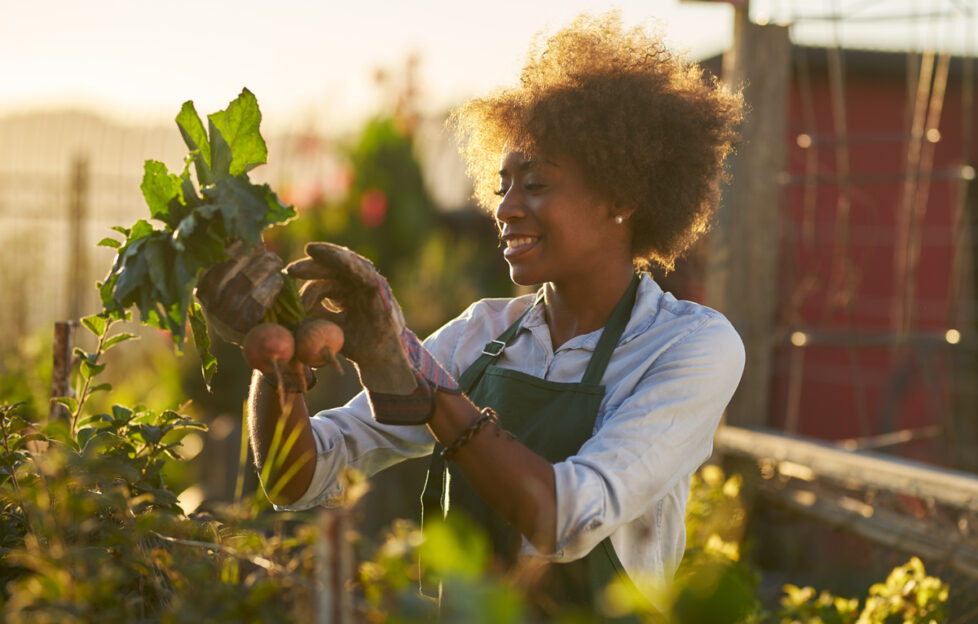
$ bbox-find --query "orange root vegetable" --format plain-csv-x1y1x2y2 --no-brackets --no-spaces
295,318,345,372
243,323,295,374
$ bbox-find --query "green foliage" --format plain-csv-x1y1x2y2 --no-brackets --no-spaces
0,315,317,622
780,585,861,624
685,464,747,558
0,330,51,422
98,89,296,353
355,515,526,623
330,117,435,272
0,333,955,624
349,467,763,624
780,557,948,624
600,464,762,623
859,557,948,623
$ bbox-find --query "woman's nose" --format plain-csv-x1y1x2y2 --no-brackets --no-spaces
493,188,525,225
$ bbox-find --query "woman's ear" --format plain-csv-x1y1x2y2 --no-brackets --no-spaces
611,202,637,223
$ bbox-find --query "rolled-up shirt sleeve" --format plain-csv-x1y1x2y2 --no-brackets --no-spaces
276,311,473,511
276,390,437,510
546,315,745,561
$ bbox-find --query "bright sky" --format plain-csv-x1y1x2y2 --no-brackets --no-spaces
1,0,974,132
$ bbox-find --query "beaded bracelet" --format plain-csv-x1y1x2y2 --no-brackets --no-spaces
441,407,499,461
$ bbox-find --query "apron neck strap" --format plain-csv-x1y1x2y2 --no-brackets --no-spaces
458,275,640,392
580,273,640,385
457,289,544,392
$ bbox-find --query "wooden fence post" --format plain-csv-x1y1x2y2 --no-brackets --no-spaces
705,14,791,428
317,509,353,624
49,320,77,423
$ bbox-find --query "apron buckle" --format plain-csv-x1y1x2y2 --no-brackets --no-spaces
481,339,506,356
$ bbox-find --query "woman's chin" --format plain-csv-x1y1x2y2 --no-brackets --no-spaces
507,264,545,288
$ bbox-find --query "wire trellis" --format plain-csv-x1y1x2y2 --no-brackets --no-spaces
756,0,978,475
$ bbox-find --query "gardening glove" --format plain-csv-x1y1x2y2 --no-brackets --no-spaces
286,242,459,425
195,240,284,345
195,241,314,393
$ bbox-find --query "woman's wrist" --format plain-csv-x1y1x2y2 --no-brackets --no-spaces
257,364,316,394
428,390,480,446
429,392,516,458
441,407,498,460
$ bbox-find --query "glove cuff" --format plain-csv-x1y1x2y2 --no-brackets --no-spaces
400,329,459,393
367,371,438,425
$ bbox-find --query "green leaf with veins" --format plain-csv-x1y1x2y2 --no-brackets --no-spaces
81,314,107,337
176,100,213,186
209,121,233,180
208,87,267,176
203,176,271,246
261,184,297,225
140,160,183,227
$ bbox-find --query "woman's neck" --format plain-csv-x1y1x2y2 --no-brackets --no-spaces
543,267,635,350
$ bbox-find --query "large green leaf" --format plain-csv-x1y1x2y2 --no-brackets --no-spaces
208,120,233,180
180,169,203,208
203,176,269,246
260,184,297,226
110,240,149,303
208,88,267,176
143,238,171,304
140,161,183,227
176,101,213,186
177,206,226,268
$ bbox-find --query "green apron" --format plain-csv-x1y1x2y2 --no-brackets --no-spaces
422,274,647,619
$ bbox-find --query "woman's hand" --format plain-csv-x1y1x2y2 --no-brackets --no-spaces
286,242,458,424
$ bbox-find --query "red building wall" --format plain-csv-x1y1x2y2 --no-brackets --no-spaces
768,48,976,464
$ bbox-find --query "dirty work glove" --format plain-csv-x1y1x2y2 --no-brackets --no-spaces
195,240,284,345
195,241,314,393
286,242,459,425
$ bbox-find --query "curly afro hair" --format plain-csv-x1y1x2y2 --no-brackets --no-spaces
449,12,743,271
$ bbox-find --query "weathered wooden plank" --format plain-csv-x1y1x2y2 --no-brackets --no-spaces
715,425,978,511
757,482,978,580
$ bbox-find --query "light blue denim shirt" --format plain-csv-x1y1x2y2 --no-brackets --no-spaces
281,273,744,604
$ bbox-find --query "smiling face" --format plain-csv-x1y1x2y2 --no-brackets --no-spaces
494,151,633,288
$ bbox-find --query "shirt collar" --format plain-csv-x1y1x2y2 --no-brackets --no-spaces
517,273,664,351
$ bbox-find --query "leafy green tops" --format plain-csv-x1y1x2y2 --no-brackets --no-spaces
98,88,296,352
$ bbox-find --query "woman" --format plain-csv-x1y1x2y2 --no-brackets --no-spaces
239,12,744,617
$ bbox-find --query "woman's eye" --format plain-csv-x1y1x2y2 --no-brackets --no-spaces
493,187,507,197
525,183,545,192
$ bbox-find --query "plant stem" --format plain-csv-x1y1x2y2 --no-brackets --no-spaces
149,530,316,589
0,404,35,536
70,319,114,435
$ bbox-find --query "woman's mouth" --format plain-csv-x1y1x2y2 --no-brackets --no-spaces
503,236,540,258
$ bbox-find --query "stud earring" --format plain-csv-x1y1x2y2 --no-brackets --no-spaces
614,215,624,224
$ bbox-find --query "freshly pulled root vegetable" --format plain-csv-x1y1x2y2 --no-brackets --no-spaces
243,323,296,375
295,318,345,373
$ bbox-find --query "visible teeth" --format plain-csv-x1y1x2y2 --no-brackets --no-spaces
507,237,536,248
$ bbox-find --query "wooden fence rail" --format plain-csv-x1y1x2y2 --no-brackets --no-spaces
713,424,978,580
